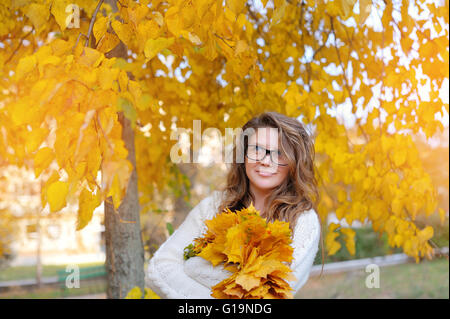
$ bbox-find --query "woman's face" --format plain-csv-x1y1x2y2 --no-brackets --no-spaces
245,127,290,195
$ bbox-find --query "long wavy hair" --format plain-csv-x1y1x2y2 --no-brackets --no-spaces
217,111,325,274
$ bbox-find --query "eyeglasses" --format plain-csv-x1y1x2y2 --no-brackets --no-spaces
246,144,289,166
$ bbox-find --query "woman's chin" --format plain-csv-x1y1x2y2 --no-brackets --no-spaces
251,177,279,189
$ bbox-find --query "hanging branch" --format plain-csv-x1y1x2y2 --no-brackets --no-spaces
4,28,34,65
85,0,105,47
330,16,370,143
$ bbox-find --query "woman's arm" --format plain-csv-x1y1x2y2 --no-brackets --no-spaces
288,208,321,295
146,193,219,299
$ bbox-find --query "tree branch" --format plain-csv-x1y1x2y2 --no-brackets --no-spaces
85,0,105,47
330,16,369,143
4,28,34,65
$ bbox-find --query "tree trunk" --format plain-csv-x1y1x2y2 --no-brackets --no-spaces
104,112,145,299
103,0,144,299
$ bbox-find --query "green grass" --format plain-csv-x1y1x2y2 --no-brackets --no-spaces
296,257,449,299
1,280,106,299
0,262,107,299
0,262,105,282
2,258,447,299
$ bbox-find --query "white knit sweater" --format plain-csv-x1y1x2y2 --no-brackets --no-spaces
146,190,321,299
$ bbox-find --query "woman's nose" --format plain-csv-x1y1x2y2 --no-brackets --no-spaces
260,154,272,165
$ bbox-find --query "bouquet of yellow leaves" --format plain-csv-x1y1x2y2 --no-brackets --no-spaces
183,203,296,299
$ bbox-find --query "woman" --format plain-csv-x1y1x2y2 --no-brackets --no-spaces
147,111,324,299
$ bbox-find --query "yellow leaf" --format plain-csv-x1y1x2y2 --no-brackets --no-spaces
76,188,101,231
125,286,142,299
93,16,109,45
336,0,358,19
76,46,104,67
97,64,120,90
204,34,218,60
393,234,404,247
50,0,72,31
152,12,164,27
270,0,288,27
359,0,372,24
46,181,69,212
234,40,248,55
326,237,341,256
144,37,175,61
325,1,341,17
143,288,160,299
15,55,37,80
165,6,183,37
335,206,346,220
392,150,407,167
34,147,54,178
235,273,261,291
340,228,356,255
223,225,245,263
417,226,434,243
180,3,195,29
96,32,120,53
227,0,245,14
198,244,227,266
183,31,202,45
23,3,50,30
391,197,403,216
107,174,122,210
111,20,133,48
325,223,341,255
25,127,49,153
41,171,60,207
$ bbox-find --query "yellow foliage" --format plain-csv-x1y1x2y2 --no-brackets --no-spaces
186,203,295,299
0,0,446,267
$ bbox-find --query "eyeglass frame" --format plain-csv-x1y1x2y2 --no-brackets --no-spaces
245,144,289,167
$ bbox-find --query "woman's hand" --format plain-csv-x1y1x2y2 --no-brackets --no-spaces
184,256,232,289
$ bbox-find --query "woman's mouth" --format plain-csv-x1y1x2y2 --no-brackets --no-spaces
256,170,276,177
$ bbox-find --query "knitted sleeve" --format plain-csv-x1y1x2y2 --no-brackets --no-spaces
287,208,321,295
146,191,222,299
